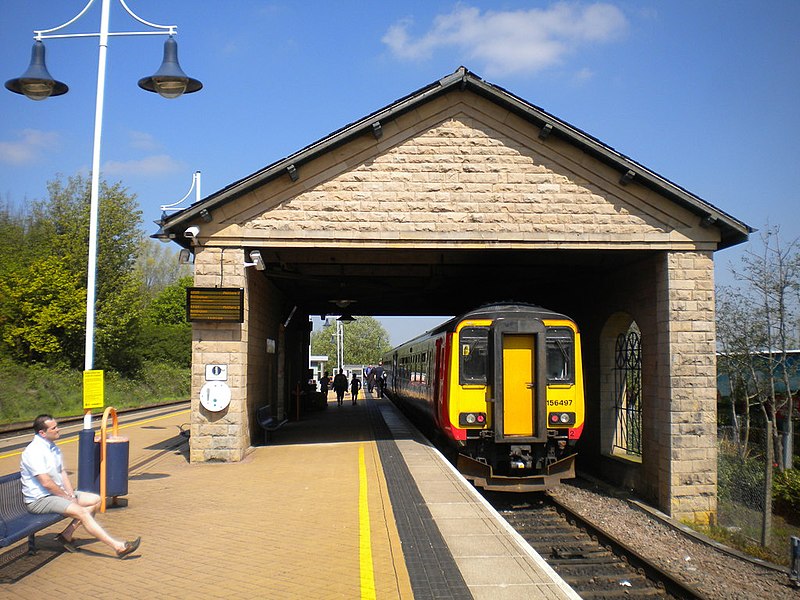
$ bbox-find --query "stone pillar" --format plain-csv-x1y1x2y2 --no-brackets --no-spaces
656,251,717,523
190,247,249,462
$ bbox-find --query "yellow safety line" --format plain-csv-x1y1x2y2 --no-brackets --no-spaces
0,408,191,460
359,444,376,599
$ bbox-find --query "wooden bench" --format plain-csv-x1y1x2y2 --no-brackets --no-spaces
256,405,287,444
0,472,66,554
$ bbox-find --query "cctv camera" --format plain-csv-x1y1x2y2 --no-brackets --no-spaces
249,250,266,271
184,226,200,239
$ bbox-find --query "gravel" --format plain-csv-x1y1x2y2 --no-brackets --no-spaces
546,478,797,599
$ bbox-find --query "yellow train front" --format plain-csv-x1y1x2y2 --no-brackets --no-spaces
383,303,584,492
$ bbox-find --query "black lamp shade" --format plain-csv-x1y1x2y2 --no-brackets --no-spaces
5,41,68,101
138,36,202,99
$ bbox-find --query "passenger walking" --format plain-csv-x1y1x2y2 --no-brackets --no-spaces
20,414,141,558
332,369,348,406
350,373,361,405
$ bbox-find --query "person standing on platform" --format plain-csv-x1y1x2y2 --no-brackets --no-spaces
333,369,348,406
374,361,386,397
350,373,361,405
319,370,329,399
20,414,141,558
364,365,374,393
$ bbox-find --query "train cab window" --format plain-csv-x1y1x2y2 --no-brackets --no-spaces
546,328,574,383
459,327,488,384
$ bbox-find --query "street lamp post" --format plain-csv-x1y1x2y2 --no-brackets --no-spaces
5,0,202,424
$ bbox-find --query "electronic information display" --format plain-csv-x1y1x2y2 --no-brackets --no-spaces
186,287,244,323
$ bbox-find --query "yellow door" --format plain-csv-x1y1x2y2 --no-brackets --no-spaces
502,334,534,436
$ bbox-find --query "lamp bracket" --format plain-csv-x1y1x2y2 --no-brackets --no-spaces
33,0,177,42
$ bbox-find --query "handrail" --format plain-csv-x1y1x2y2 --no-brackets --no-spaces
99,406,119,512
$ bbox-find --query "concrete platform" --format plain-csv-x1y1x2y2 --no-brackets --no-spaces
0,395,578,599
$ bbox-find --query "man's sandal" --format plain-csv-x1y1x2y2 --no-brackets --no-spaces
116,537,141,559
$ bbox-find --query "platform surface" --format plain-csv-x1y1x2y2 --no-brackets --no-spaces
0,394,578,599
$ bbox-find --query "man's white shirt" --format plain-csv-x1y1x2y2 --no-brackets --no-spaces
20,434,64,503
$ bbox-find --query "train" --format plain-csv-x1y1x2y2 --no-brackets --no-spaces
382,303,584,492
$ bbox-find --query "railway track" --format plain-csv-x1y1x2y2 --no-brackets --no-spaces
487,492,707,600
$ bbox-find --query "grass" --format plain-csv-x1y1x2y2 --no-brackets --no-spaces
0,358,189,426
688,498,800,567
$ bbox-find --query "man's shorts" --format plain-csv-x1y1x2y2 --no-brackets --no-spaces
26,492,81,515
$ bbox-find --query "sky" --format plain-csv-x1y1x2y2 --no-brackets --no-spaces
2,1,799,346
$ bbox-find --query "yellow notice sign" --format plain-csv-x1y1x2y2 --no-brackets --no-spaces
83,370,104,410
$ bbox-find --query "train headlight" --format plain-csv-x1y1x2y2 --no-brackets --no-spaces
548,412,575,426
459,412,487,427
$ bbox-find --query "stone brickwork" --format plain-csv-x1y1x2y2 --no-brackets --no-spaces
658,251,718,523
190,247,250,462
232,95,714,251
187,90,725,522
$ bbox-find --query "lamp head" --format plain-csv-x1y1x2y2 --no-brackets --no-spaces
138,36,202,99
5,41,68,101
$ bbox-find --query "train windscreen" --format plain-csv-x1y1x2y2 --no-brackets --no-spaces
546,328,574,383
459,326,488,384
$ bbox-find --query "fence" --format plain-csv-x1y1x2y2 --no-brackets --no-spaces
717,424,799,565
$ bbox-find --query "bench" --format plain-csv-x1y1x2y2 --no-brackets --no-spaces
256,405,287,444
0,472,66,554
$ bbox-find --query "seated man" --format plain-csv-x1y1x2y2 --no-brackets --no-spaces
20,414,140,558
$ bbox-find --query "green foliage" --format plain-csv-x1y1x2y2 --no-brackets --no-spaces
773,469,800,518
0,356,189,423
144,275,193,325
0,257,86,365
310,316,392,369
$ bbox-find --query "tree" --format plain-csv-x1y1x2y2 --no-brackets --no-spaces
135,239,192,300
310,316,392,370
717,225,800,547
137,275,192,366
0,175,145,372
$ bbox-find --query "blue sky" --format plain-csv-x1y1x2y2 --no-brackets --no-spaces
2,1,799,345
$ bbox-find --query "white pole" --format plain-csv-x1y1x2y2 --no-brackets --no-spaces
82,0,110,430
84,0,111,374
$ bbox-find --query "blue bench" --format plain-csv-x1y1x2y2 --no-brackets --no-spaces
0,472,66,554
256,405,287,444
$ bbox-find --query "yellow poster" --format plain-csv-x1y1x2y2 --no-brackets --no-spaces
83,370,104,410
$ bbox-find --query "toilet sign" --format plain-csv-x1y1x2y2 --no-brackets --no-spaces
205,364,228,381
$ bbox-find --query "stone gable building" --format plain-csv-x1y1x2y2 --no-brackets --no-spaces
156,67,751,523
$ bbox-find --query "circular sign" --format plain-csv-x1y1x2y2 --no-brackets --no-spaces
199,381,232,412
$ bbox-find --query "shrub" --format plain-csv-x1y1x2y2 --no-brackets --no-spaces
773,469,800,522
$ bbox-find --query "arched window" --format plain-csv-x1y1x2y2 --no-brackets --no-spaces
614,325,642,457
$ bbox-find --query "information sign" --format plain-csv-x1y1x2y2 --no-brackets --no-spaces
83,370,105,410
186,287,244,323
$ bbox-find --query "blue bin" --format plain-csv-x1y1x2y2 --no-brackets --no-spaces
77,429,129,497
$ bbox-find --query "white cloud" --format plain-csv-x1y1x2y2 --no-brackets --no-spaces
128,131,163,152
103,154,184,177
0,129,61,165
382,3,628,76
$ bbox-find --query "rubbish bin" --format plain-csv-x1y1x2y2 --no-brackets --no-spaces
77,430,129,497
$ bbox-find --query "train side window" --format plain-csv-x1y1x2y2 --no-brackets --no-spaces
459,327,488,385
546,328,574,383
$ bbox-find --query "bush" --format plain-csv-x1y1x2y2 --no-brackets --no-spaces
773,469,800,522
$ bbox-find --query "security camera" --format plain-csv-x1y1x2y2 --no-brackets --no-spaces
184,226,200,239
249,250,265,271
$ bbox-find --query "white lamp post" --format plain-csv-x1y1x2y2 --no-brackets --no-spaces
5,0,202,418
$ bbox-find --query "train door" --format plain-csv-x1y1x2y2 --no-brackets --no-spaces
489,318,547,442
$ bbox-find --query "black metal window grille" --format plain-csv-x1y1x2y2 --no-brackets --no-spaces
614,330,642,456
